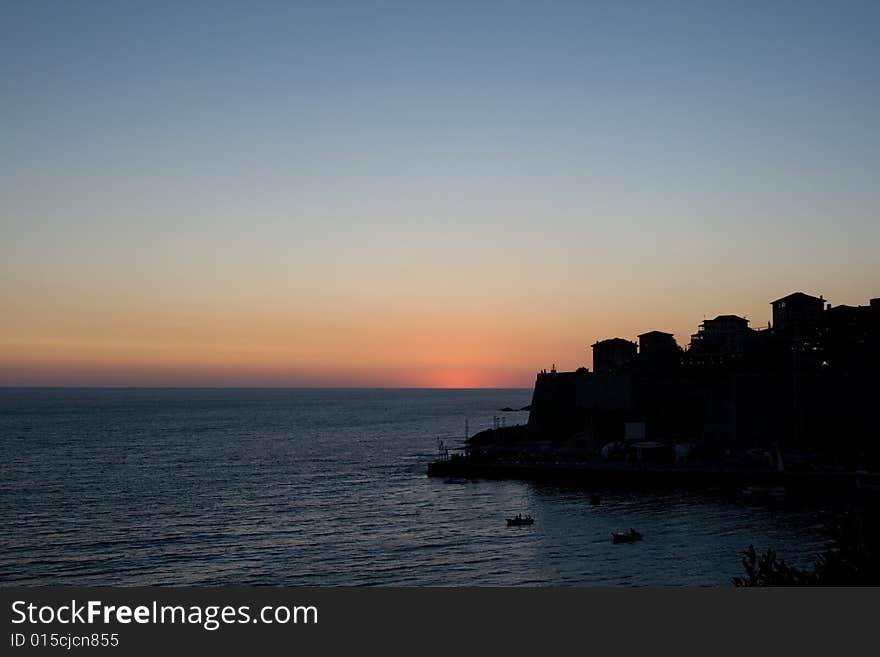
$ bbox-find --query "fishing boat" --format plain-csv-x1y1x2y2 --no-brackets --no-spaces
612,529,642,543
506,514,534,527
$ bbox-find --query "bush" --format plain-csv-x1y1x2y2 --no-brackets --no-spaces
733,505,880,586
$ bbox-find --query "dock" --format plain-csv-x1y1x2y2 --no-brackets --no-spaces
427,457,861,495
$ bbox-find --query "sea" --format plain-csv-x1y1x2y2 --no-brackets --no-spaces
0,388,834,586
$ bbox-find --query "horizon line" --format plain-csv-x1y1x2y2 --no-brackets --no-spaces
0,385,534,391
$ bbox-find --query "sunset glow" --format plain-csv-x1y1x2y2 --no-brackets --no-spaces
2,2,879,387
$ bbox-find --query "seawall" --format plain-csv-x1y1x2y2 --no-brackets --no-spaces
427,458,859,495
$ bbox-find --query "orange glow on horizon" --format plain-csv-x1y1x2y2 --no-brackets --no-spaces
3,2,880,389
3,273,876,388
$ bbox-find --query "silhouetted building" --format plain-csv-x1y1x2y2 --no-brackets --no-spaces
686,315,754,366
592,338,637,374
772,292,824,332
820,298,880,370
637,330,681,372
522,290,880,460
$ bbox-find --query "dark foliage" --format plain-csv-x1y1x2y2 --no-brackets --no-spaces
733,505,880,586
733,545,816,586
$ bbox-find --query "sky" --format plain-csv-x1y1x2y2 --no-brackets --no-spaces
2,1,879,387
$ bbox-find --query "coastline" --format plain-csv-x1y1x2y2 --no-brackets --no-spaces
427,457,863,497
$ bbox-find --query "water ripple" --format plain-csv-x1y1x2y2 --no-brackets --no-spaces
1,388,831,586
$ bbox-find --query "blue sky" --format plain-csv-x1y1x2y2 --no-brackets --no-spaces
2,1,879,385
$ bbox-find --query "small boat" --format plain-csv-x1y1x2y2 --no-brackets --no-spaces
612,529,643,544
589,494,601,506
506,514,534,527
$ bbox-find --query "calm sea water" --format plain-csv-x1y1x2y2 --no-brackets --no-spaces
1,388,831,586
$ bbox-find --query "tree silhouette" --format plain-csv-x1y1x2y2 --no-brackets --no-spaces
733,506,880,586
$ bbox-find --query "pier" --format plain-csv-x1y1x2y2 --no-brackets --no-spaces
427,456,861,496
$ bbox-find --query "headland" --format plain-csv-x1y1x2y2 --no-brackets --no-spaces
428,291,880,496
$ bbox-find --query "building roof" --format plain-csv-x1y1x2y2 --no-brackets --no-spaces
591,337,636,347
826,303,875,314
706,314,749,324
771,291,824,305
638,330,674,338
